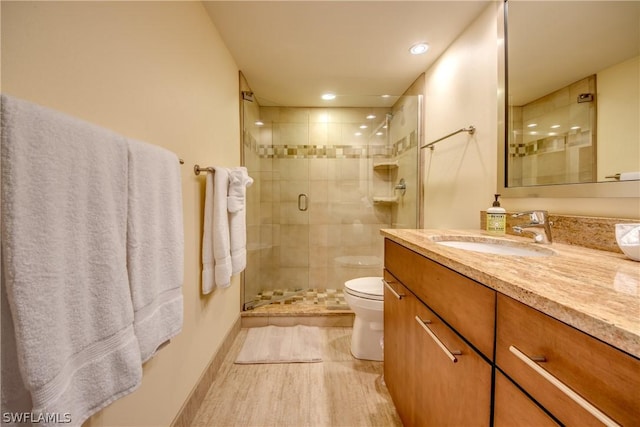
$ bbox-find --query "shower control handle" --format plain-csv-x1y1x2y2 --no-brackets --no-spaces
298,193,308,211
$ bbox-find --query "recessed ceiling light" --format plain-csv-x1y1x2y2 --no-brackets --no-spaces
548,132,557,136
359,125,368,129
255,120,264,126
376,132,383,136
551,124,561,129
571,126,581,130
527,123,538,128
409,42,429,55
355,132,362,136
321,93,336,100
381,94,391,98
366,114,376,120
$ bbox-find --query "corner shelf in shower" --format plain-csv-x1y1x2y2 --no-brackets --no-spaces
373,160,399,171
372,196,399,204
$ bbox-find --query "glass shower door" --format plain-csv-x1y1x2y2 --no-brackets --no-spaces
242,104,312,310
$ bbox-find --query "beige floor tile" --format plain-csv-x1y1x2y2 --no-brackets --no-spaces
191,327,401,427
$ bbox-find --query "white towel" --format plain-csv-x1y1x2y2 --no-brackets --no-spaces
0,94,142,426
201,171,216,294
126,139,184,363
619,171,640,181
202,167,233,293
228,167,253,274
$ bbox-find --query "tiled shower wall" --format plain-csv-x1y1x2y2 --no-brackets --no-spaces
508,75,596,186
243,102,419,308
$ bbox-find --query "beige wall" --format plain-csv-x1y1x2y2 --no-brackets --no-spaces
422,3,499,229
597,55,640,182
2,2,241,426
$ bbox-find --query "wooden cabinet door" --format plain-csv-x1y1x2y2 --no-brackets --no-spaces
412,299,492,427
494,370,559,427
383,270,417,426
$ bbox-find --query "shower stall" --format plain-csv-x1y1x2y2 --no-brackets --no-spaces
241,93,421,311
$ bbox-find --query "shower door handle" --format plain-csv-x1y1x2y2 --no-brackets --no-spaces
298,193,308,211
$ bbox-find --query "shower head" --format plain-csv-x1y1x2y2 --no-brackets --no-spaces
241,91,254,102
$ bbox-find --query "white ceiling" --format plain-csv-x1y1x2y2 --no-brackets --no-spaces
203,1,639,108
203,1,491,107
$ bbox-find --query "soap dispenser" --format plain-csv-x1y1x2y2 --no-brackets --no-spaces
486,194,506,235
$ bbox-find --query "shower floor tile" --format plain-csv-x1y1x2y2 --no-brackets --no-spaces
245,287,352,316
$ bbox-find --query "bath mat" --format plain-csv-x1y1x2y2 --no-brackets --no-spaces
235,325,323,364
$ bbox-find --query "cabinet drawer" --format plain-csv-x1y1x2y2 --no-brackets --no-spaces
494,370,559,427
496,294,640,426
384,238,496,359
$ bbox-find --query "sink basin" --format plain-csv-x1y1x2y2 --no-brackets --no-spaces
432,236,555,257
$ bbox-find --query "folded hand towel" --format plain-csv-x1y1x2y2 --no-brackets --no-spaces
202,171,216,294
127,139,184,363
0,94,142,426
228,167,254,275
227,167,253,213
201,167,232,292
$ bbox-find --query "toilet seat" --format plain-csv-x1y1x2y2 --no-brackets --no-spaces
344,277,384,301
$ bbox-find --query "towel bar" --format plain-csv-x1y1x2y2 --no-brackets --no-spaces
194,164,215,175
421,125,476,150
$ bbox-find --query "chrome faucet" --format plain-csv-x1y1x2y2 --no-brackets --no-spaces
512,210,553,244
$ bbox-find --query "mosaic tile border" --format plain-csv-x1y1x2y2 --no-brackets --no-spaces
249,288,349,311
243,130,417,160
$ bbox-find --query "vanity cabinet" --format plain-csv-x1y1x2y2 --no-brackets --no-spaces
496,294,640,426
384,239,494,426
383,236,640,427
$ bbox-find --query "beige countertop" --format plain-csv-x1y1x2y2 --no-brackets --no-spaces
381,228,640,358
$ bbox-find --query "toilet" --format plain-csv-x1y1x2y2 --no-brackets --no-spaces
343,276,384,361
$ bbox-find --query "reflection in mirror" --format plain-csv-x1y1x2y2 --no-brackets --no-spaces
506,0,639,188
509,75,597,186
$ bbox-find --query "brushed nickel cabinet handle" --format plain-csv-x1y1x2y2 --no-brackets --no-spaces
297,193,308,211
415,316,462,363
383,279,404,300
509,345,621,427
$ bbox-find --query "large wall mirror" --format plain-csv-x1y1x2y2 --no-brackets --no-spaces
498,0,640,198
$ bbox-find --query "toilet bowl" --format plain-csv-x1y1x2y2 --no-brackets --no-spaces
344,276,384,361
